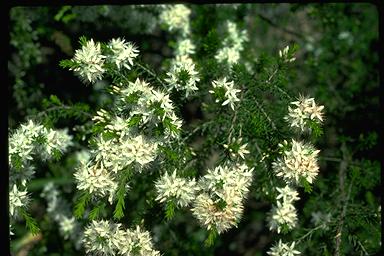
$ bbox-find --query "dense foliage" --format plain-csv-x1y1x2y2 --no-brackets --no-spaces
8,4,380,256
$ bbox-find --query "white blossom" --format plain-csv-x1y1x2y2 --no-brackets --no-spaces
155,170,199,207
276,185,300,203
268,239,301,256
83,220,160,256
210,77,241,110
284,95,325,132
70,39,106,83
74,160,119,203
159,4,191,36
223,137,250,159
175,38,195,56
267,200,298,234
215,21,248,66
272,139,320,184
107,38,139,70
192,163,254,234
9,184,29,217
165,55,200,98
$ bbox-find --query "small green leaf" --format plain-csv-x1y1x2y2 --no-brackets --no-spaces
204,229,218,247
20,208,40,235
74,192,91,219
165,200,176,221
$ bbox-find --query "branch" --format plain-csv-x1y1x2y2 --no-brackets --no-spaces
256,12,305,40
136,62,168,88
334,142,353,256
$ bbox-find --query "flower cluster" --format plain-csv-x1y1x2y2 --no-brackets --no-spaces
272,139,320,184
267,185,300,234
284,95,324,132
70,41,184,206
107,38,139,70
159,4,191,36
112,78,182,140
267,95,324,252
155,170,199,208
223,137,250,159
209,77,241,111
215,21,248,66
9,120,73,171
41,182,82,249
191,163,253,234
174,38,195,56
70,39,106,83
165,55,200,98
267,240,301,256
83,220,160,256
159,4,200,99
9,184,29,218
69,37,139,84
74,159,119,203
9,120,73,228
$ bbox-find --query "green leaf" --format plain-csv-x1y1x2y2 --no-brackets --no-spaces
204,229,218,247
20,208,40,235
74,192,91,219
89,203,106,220
165,200,176,221
128,114,142,127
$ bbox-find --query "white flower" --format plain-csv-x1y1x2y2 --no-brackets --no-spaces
210,77,241,110
84,220,160,256
215,46,240,66
272,139,320,184
223,137,250,159
268,239,301,256
59,216,77,239
284,95,325,132
276,185,300,203
74,161,119,203
192,163,254,234
215,21,248,66
165,55,200,98
155,170,199,207
83,220,120,255
40,128,73,160
159,4,191,36
267,201,298,233
70,39,106,83
107,38,139,70
191,192,244,234
175,38,195,56
9,184,29,217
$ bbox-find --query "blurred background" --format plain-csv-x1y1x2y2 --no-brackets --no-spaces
8,3,380,256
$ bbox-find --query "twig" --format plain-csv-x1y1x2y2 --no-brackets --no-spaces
334,142,352,256
256,12,305,40
227,89,244,142
35,105,93,119
136,62,167,88
254,98,277,131
265,67,293,100
296,224,327,244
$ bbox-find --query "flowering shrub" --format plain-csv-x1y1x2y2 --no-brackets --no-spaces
8,3,380,256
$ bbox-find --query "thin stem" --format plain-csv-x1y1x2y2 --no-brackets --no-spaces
35,105,93,119
296,224,327,244
136,62,167,88
254,98,277,131
334,142,352,256
256,12,305,40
